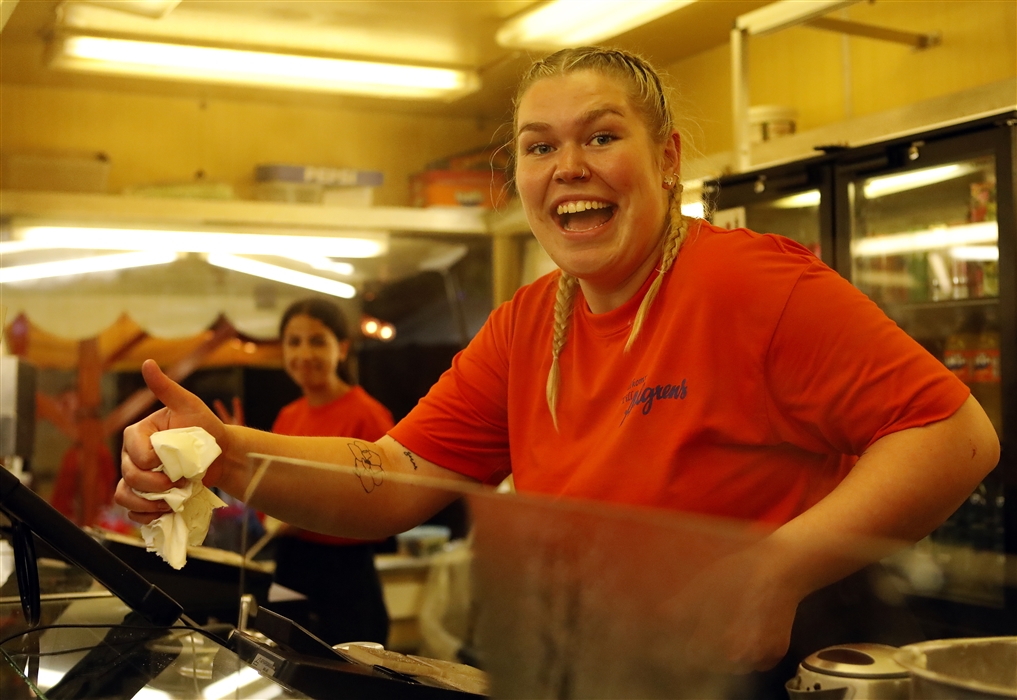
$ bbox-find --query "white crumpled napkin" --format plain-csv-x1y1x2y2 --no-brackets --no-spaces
134,427,226,569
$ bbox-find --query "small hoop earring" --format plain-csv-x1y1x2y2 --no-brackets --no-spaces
580,168,588,179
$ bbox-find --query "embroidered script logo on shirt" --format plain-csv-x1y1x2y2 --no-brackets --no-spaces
621,376,688,425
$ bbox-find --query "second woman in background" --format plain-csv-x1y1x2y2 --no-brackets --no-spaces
217,297,394,646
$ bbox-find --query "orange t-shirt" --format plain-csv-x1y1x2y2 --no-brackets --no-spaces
273,385,394,544
389,222,969,525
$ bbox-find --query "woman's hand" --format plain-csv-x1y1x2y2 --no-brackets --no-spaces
115,359,229,524
663,543,802,675
213,396,246,426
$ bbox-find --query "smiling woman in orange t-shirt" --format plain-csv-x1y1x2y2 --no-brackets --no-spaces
119,47,999,690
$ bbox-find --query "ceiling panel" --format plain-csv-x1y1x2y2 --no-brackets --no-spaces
1,0,775,119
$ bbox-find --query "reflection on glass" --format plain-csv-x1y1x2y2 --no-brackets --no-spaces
848,154,1004,607
850,156,998,306
744,188,822,257
236,454,1016,698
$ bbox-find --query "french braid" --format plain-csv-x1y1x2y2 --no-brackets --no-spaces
514,47,690,430
545,272,580,432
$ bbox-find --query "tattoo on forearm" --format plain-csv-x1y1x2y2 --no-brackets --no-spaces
403,451,419,470
348,441,384,493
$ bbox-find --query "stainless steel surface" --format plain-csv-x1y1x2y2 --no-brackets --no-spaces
787,644,910,700
895,637,1017,699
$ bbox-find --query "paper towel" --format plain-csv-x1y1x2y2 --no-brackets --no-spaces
135,427,226,569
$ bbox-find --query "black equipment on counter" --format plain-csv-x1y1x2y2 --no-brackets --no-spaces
0,464,183,627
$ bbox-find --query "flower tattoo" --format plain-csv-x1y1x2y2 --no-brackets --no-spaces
348,441,384,493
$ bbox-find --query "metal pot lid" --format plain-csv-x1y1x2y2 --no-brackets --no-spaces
802,644,910,679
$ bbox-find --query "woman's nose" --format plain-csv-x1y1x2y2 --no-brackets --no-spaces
554,145,589,183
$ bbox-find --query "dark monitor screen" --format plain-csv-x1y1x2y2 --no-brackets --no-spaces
0,465,182,627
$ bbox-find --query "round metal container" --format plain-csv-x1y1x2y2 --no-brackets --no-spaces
786,643,911,699
895,637,1017,699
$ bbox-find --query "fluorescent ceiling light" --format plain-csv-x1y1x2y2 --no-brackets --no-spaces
851,221,997,257
497,0,696,49
283,255,355,276
15,225,388,258
59,2,461,66
0,251,177,283
52,36,480,100
736,0,859,36
949,245,999,262
770,190,822,209
862,163,976,199
207,254,356,299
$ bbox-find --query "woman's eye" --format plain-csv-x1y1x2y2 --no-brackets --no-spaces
526,143,552,155
591,133,615,146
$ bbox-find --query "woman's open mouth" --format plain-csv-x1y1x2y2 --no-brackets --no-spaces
555,200,615,232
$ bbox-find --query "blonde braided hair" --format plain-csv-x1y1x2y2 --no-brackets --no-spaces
546,273,580,432
520,48,693,430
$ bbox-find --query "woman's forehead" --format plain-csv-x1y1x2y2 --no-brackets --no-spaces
516,71,634,126
284,314,331,335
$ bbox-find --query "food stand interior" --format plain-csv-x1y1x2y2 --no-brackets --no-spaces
0,1,1014,698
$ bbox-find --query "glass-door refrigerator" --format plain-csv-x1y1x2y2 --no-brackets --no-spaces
705,153,837,267
834,112,1016,638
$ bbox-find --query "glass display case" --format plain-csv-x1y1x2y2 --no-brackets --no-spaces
834,115,1015,629
707,111,1016,638
706,153,836,265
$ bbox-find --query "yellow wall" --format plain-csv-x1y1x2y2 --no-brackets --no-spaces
3,3,1012,196
0,83,496,206
667,0,1017,157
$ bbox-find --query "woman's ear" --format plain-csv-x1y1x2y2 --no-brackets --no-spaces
338,339,351,362
662,130,682,180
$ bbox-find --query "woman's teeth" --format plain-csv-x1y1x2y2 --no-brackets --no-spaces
556,200,614,231
557,200,609,216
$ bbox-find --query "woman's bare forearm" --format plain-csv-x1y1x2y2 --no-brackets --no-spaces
215,429,474,539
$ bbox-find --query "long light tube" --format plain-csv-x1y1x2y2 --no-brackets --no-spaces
497,0,696,49
16,225,387,258
862,163,975,199
851,221,998,258
283,254,356,276
207,254,356,299
949,245,999,262
53,36,480,100
0,251,177,283
770,190,822,209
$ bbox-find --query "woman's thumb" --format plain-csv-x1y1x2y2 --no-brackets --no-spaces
141,359,193,409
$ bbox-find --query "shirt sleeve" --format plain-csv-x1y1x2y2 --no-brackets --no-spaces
388,303,513,484
763,253,969,456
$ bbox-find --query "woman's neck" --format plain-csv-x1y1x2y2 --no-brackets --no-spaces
579,249,661,314
303,377,351,407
